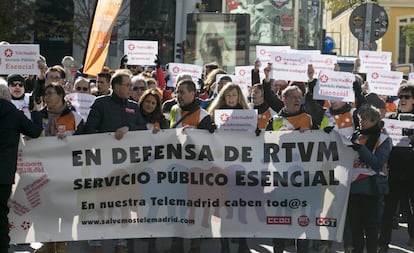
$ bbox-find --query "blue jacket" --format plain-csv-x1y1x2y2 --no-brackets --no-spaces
83,93,146,134
0,98,42,184
351,133,392,195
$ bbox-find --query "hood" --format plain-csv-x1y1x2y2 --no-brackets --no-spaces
0,98,16,118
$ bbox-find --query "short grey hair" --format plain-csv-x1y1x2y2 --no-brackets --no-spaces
0,82,11,100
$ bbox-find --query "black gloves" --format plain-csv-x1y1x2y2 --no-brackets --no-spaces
154,54,160,68
208,123,217,133
323,126,334,134
255,127,261,136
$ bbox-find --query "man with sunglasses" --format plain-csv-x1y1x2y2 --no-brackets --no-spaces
7,74,32,119
130,76,147,102
73,77,91,94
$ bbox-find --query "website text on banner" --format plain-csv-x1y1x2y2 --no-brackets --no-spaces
10,129,354,243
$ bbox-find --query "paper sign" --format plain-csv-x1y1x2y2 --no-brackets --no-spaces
167,63,203,88
383,118,414,147
124,40,158,66
358,50,392,73
235,65,266,85
408,72,414,81
366,71,403,96
66,93,96,120
216,74,250,99
0,44,40,75
313,70,355,102
255,45,291,63
269,52,310,82
308,54,337,78
214,109,258,132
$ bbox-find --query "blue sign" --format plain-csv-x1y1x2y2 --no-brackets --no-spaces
323,36,335,53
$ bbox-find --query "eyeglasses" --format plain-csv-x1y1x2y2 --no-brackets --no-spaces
76,87,89,91
398,94,412,99
133,86,146,91
44,91,57,97
10,82,24,87
47,76,62,80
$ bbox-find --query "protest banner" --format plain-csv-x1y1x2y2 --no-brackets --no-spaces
65,93,97,121
358,50,392,73
313,70,355,102
366,71,403,96
383,118,414,147
166,63,203,88
0,44,40,75
234,65,265,84
124,40,158,66
255,45,291,63
269,52,310,82
10,130,354,243
214,109,258,132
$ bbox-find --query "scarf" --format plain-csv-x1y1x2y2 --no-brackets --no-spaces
45,105,66,136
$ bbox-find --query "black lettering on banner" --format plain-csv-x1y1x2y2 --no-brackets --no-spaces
72,149,101,166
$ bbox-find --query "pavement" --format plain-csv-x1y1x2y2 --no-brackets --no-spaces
10,224,414,253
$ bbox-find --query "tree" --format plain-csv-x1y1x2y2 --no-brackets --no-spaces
403,23,414,47
324,0,379,14
0,0,37,42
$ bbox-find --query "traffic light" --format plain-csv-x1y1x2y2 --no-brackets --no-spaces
175,43,183,59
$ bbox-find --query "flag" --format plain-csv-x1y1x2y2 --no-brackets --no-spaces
83,0,123,76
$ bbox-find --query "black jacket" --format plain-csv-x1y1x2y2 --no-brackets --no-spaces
0,99,42,184
83,93,146,134
387,111,414,181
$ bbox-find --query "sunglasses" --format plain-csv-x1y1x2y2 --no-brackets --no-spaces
398,94,412,99
133,86,146,91
10,82,24,87
76,87,89,91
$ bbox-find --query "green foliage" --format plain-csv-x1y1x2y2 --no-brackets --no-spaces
0,0,37,42
324,0,379,14
403,23,414,47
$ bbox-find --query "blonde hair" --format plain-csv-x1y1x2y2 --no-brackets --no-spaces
208,82,250,118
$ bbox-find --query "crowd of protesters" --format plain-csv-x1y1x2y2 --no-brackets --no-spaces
1,51,414,253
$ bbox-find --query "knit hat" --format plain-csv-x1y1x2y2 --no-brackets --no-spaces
7,74,25,85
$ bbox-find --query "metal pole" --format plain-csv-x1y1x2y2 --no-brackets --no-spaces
363,3,373,50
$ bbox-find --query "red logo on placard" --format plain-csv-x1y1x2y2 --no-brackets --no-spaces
371,72,379,79
267,216,292,225
220,113,230,122
239,69,246,76
298,215,310,227
319,74,329,83
4,48,13,57
173,66,180,73
128,44,135,51
275,56,282,62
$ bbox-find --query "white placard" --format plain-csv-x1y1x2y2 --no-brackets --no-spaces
358,50,392,73
214,109,258,132
255,45,291,63
66,93,97,120
0,44,40,75
366,71,403,96
124,40,158,66
313,70,355,102
269,52,310,82
408,72,414,81
167,63,203,88
234,65,266,85
383,118,414,147
216,74,250,99
308,54,337,78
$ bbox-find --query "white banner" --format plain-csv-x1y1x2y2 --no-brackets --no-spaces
358,50,392,73
269,52,310,82
10,130,354,243
313,70,355,102
234,65,265,84
366,71,403,96
66,93,96,121
383,118,414,147
255,45,291,63
214,109,258,132
124,40,158,66
166,63,203,88
0,44,40,75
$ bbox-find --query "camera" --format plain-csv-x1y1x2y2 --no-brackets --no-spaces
402,128,414,136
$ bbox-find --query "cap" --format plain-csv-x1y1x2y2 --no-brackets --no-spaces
7,74,25,85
